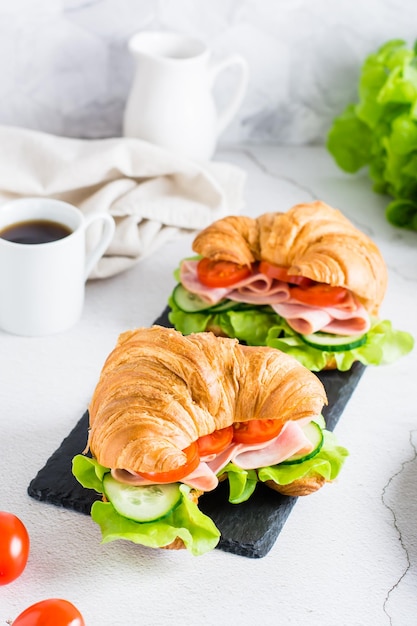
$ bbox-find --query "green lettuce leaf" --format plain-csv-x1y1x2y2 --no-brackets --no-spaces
267,318,414,371
72,455,220,556
72,453,109,492
169,296,414,371
221,464,258,504
327,38,417,231
326,103,373,172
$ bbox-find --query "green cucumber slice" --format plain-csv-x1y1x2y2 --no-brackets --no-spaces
300,331,368,352
172,284,212,313
208,299,238,312
172,284,237,314
103,474,182,523
280,421,324,465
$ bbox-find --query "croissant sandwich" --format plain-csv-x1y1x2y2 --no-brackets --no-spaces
168,201,413,371
72,325,348,556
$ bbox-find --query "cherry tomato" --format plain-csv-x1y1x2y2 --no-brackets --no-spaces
12,598,85,626
197,426,234,457
0,511,30,586
138,442,200,483
197,258,252,288
258,261,314,287
233,419,283,444
290,284,349,307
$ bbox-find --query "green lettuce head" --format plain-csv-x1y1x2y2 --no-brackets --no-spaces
327,38,417,231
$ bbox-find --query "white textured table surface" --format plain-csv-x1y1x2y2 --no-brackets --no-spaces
1,145,416,626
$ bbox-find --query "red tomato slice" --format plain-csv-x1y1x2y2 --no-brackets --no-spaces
197,258,252,288
138,442,200,483
197,426,234,456
233,419,283,444
290,284,349,307
0,511,30,586
12,598,85,626
258,261,314,287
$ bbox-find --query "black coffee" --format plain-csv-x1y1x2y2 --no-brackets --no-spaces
0,219,72,244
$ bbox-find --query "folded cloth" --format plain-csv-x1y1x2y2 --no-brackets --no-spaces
0,125,246,278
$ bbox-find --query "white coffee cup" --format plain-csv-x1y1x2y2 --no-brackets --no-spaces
0,197,115,336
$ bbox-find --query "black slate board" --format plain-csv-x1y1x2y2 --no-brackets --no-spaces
28,307,366,558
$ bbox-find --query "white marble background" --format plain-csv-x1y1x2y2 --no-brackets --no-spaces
1,0,417,145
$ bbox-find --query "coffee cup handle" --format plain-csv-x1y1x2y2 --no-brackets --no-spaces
210,54,249,137
83,213,116,279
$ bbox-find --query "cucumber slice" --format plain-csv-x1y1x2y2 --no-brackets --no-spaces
280,421,324,465
103,474,182,523
172,284,212,313
300,331,367,352
208,299,238,312
172,284,238,314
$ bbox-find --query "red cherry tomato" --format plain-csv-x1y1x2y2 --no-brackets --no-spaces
12,598,85,626
258,261,314,287
138,442,200,483
233,419,283,444
197,426,234,456
197,258,252,288
290,284,349,307
0,511,30,586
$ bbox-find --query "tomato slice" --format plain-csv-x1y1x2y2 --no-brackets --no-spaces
233,419,283,444
258,261,314,287
290,284,349,307
197,258,252,288
138,442,200,483
197,426,234,456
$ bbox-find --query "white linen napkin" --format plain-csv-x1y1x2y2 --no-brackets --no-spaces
0,125,246,278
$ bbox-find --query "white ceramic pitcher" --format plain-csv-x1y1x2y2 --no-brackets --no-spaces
122,31,249,160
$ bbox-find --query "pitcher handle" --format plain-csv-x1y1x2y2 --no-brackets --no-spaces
83,213,115,279
210,54,249,138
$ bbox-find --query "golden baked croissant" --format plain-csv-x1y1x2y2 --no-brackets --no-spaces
88,325,327,477
192,201,387,315
73,325,349,555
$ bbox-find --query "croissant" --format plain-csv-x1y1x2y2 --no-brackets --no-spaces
192,200,387,315
77,325,349,554
88,325,327,480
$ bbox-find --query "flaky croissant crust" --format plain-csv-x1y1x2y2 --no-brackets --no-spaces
88,326,327,474
192,201,388,315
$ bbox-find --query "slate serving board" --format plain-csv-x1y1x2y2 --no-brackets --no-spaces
28,307,366,558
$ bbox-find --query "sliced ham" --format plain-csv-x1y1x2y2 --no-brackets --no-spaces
230,421,314,470
207,420,315,474
112,462,219,492
180,259,290,305
271,300,371,335
181,462,219,491
111,420,317,492
271,303,331,334
179,259,370,335
227,283,290,304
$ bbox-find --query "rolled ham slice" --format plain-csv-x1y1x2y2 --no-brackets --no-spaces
112,462,219,492
180,259,290,305
111,420,317,492
179,260,370,336
207,421,314,473
271,301,371,335
227,283,290,304
231,422,313,470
